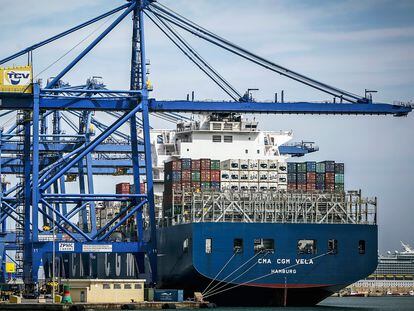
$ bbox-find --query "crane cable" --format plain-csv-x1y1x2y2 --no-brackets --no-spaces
203,250,333,299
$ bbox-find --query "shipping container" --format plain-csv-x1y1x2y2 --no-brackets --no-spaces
115,183,130,194
210,170,221,182
248,159,258,170
316,173,325,183
221,159,239,170
297,163,307,173
191,159,201,170
259,183,268,191
248,171,258,181
230,172,239,181
191,182,201,191
278,174,287,184
325,183,335,192
306,161,316,172
240,171,249,181
268,160,278,170
278,162,287,173
325,172,335,184
315,183,325,191
259,172,268,181
239,159,249,170
181,170,191,182
154,289,184,302
335,173,344,184
324,161,335,172
268,172,278,182
297,173,307,184
287,173,297,183
249,184,258,191
278,184,288,191
230,182,239,191
297,184,307,191
335,183,345,192
335,163,345,174
259,159,268,170
182,181,191,190
306,172,316,183
221,170,230,181
191,171,201,182
316,162,325,173
287,183,297,191
210,159,220,170
201,170,211,182
200,158,211,170
240,182,249,191
269,184,278,191
287,162,297,173
306,183,316,191
181,158,192,170
221,181,230,190
211,181,221,191
201,181,211,190
165,159,181,171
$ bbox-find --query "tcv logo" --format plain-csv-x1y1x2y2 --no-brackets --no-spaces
4,70,31,86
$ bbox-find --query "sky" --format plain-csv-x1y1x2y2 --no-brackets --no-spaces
0,0,413,252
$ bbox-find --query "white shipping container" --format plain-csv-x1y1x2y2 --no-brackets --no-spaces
248,159,258,170
221,159,239,170
221,181,231,190
268,172,278,182
230,171,240,181
278,162,287,173
230,182,239,191
278,184,288,191
268,160,278,170
239,171,249,181
221,170,230,181
239,182,249,191
249,183,259,191
278,173,288,184
268,184,278,191
248,171,258,181
259,159,269,170
239,159,249,170
259,183,269,191
259,171,269,181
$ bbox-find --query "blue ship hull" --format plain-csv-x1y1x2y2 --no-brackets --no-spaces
157,222,377,306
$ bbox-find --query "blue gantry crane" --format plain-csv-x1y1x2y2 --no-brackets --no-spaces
0,0,411,292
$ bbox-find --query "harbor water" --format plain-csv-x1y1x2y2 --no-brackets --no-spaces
201,297,414,310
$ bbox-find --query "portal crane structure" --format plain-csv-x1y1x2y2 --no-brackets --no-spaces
0,0,411,291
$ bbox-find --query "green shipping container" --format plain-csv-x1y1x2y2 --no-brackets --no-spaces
210,160,220,170
201,182,211,190
191,171,201,182
316,162,326,173
297,163,307,173
335,184,344,192
335,173,344,184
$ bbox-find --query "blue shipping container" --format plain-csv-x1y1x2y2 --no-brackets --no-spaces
154,289,184,302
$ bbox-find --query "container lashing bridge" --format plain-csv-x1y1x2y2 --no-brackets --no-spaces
0,0,411,292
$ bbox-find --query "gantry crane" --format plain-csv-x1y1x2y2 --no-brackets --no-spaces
0,0,411,292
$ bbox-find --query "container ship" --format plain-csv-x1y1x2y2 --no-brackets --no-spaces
153,113,379,306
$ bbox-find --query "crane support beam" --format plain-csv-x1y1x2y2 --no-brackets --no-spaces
149,100,412,116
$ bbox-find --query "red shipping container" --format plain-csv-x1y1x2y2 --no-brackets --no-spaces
288,184,297,191
297,184,307,191
306,183,316,191
140,183,146,193
325,183,335,192
191,182,201,191
116,183,130,194
181,170,191,182
191,159,201,170
201,170,211,182
200,159,211,170
165,160,181,171
210,170,221,182
306,172,316,183
325,172,335,183
182,181,191,190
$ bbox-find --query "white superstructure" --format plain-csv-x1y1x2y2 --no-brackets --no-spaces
149,113,293,185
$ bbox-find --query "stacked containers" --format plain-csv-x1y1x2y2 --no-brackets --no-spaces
116,182,130,194
210,160,221,191
200,159,211,190
287,161,345,193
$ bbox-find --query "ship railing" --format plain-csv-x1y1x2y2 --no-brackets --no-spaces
162,189,377,226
